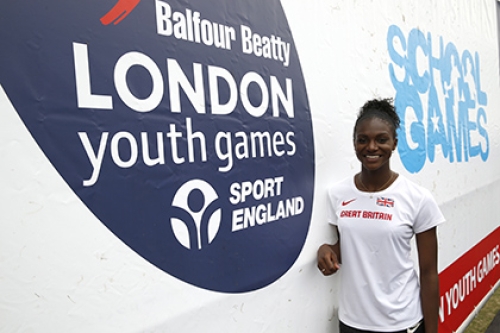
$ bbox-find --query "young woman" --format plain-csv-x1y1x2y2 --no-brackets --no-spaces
317,98,445,333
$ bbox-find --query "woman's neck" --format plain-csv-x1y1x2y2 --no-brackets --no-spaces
356,169,397,192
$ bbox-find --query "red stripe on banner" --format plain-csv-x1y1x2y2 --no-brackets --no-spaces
438,227,500,333
100,0,141,25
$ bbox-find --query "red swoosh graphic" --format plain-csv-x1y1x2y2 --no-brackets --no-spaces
100,0,141,25
341,199,356,206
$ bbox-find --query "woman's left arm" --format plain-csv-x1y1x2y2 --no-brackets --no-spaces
416,227,439,333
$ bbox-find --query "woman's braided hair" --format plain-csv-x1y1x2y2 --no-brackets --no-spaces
354,98,400,139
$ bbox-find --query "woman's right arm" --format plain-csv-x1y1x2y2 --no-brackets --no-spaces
317,227,341,275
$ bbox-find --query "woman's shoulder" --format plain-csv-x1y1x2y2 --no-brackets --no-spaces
327,176,354,196
396,175,435,200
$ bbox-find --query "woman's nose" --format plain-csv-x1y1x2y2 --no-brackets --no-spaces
368,140,377,150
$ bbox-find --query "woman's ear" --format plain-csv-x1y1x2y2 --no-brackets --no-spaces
393,138,398,150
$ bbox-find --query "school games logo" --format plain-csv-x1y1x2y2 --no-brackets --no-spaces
387,26,490,173
0,0,314,292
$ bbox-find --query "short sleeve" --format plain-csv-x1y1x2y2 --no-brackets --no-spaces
326,189,338,226
413,189,445,233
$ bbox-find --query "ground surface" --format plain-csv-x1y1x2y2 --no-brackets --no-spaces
464,286,500,333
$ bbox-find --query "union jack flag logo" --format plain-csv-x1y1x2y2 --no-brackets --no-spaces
376,197,394,207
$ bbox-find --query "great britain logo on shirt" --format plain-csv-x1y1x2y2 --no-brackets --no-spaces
340,209,393,221
0,0,315,293
376,197,395,208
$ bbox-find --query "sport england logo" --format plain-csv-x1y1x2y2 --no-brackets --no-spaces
0,0,315,292
171,180,221,250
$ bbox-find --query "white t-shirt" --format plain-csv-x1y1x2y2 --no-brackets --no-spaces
327,175,445,332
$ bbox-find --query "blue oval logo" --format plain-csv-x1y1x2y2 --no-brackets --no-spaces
0,0,315,292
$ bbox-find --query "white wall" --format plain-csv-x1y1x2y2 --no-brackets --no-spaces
1,0,499,332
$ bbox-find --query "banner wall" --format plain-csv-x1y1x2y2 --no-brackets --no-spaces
1,0,499,332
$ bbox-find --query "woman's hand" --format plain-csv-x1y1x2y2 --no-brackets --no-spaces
317,243,341,275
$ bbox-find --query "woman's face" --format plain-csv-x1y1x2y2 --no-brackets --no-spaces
353,116,397,172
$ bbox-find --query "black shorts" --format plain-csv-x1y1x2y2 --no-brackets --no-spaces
339,320,424,333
